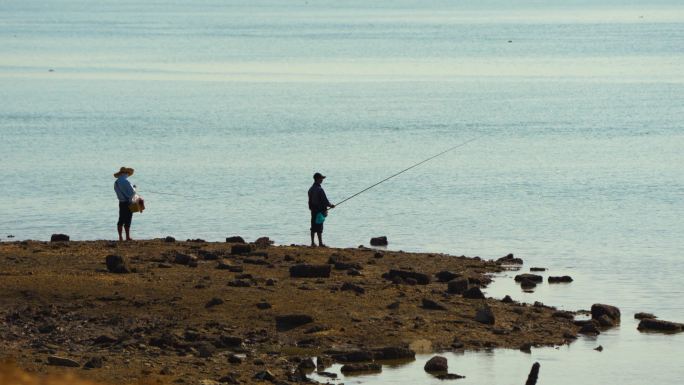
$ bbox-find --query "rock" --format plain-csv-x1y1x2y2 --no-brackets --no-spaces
331,350,374,363
525,362,540,385
230,244,252,255
83,356,103,369
475,306,495,325
591,304,620,324
369,236,388,246
47,355,80,367
158,262,172,268
422,298,447,310
290,264,331,278
501,295,514,303
530,267,546,271
385,269,430,285
374,252,384,258
372,347,415,360
227,279,251,287
447,278,469,294
317,371,337,379
424,356,448,372
436,373,466,380
93,334,118,345
105,254,131,274
50,234,70,242
596,314,616,327
227,354,243,364
436,271,459,282
578,322,600,335
197,342,216,358
634,312,656,320
218,335,243,347
519,278,537,289
334,261,362,270
276,314,314,331
340,363,381,373
595,345,603,352
514,274,543,283
254,237,273,247
548,276,573,283
317,355,332,369
462,287,485,299
186,238,206,243
253,370,275,381
552,311,574,319
340,282,365,294
205,297,224,308
519,343,532,353
198,250,219,260
256,302,272,309
163,236,175,242
243,257,269,265
637,319,684,333
387,301,400,310
298,357,316,370
225,236,246,243
173,253,194,265
496,253,523,264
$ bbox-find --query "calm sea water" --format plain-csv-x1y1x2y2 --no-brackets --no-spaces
1,1,683,384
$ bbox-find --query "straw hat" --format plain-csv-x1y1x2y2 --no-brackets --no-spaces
113,167,135,177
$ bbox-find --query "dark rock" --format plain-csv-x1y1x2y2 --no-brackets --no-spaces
38,323,56,333
387,301,400,310
340,363,381,373
158,262,172,268
462,287,485,299
304,325,329,334
552,311,574,319
227,279,251,287
578,321,600,335
475,306,495,325
50,234,70,242
276,314,314,331
256,302,272,310
298,357,316,370
227,354,243,364
374,252,384,259
447,278,469,294
332,350,374,363
422,298,447,311
84,356,103,369
254,236,273,247
341,282,365,294
205,297,224,308
514,274,543,283
548,276,573,283
501,295,514,303
334,261,362,270
163,236,176,242
197,342,216,358
231,244,252,255
93,334,118,345
451,338,464,349
218,335,243,347
216,260,234,270
595,345,603,352
530,267,546,271
596,314,616,327
173,253,194,265
519,343,532,353
436,271,459,282
105,254,131,274
496,253,523,264
634,312,656,320
370,236,388,246
317,355,332,369
385,269,430,285
519,278,537,289
186,238,205,243
47,355,80,367
373,347,415,361
347,269,361,276
218,374,239,384
525,362,540,385
290,264,331,278
198,250,219,260
317,371,337,379
637,319,684,333
253,370,275,381
591,304,620,324
225,236,246,243
424,356,448,372
436,373,466,380
266,278,276,286
243,257,269,265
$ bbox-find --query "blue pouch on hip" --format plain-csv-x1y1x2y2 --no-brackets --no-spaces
315,212,327,224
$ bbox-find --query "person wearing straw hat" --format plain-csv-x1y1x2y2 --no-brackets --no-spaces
113,167,136,241
308,172,335,247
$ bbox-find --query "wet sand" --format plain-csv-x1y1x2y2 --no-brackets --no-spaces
0,240,579,384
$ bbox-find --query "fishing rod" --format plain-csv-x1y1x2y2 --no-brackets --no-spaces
333,135,483,208
135,188,200,199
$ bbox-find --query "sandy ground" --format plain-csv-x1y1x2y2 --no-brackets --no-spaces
0,239,579,384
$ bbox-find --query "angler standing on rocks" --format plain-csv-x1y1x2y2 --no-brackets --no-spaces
308,172,335,247
113,166,139,241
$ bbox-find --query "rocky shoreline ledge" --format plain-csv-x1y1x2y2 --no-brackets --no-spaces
1,239,581,384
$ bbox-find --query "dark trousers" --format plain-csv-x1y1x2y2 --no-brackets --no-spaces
118,202,133,227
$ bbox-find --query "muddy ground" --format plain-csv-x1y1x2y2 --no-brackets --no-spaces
0,239,580,384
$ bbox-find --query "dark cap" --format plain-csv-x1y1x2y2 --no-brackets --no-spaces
313,172,326,180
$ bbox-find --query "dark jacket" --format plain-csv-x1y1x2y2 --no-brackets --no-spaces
308,183,331,212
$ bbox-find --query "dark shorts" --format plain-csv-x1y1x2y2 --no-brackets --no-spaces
310,211,323,233
118,202,133,227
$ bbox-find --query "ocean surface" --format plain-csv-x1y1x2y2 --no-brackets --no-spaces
1,0,683,384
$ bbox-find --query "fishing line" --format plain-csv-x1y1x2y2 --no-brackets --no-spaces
136,189,200,199
333,135,483,208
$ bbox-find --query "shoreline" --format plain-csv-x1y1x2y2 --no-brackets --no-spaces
1,239,580,384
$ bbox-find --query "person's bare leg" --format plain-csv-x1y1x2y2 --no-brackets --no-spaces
117,225,124,241
310,231,316,247
124,225,132,241
317,232,325,247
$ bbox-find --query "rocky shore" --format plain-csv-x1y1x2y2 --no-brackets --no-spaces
1,239,582,384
